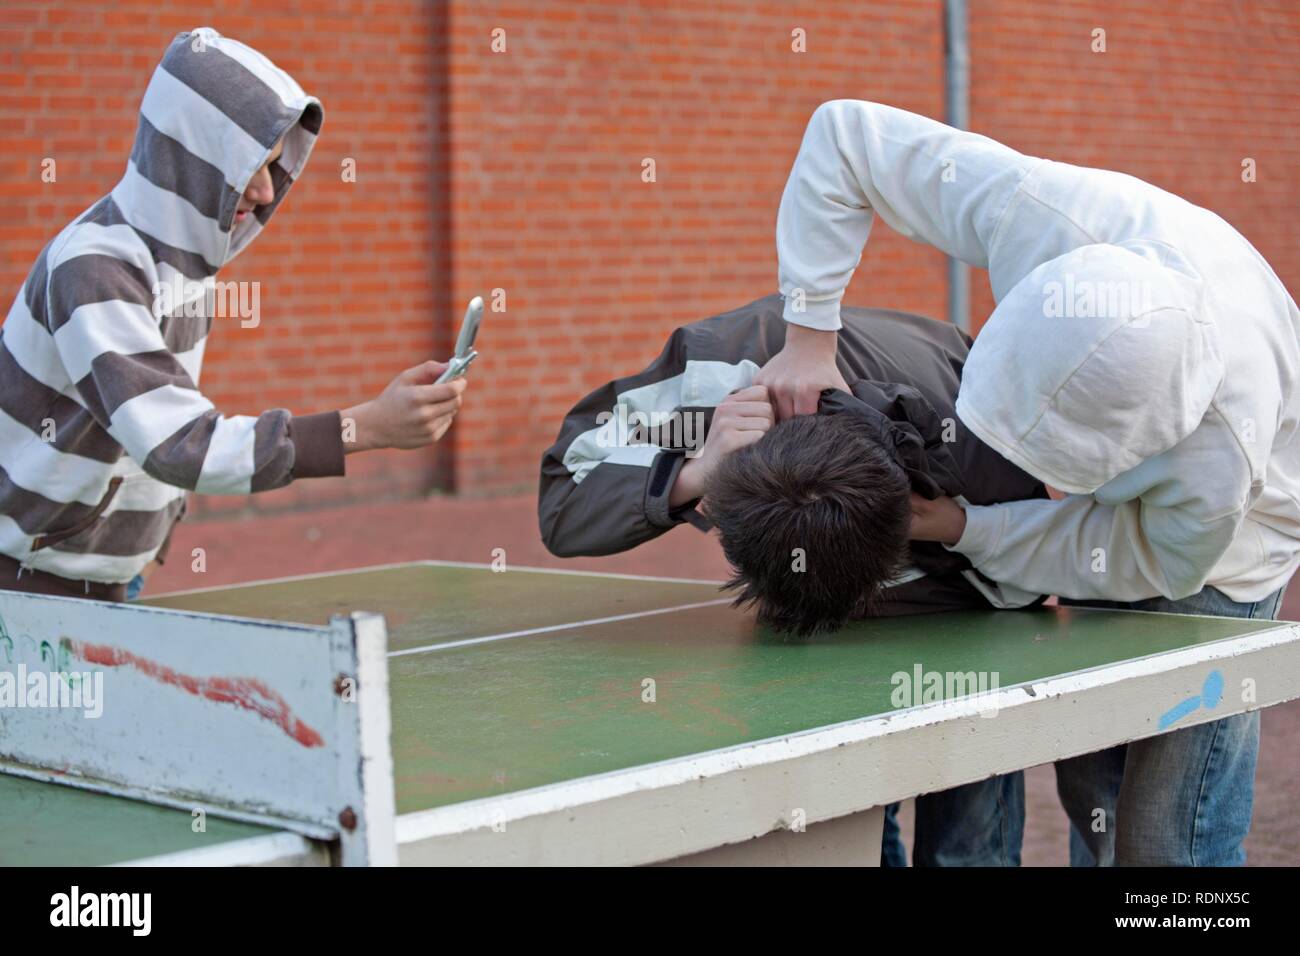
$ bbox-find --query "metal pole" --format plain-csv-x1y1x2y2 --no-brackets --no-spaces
944,0,971,334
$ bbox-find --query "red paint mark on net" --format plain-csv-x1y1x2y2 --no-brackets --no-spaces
70,639,325,748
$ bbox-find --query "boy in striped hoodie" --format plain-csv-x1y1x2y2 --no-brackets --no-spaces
0,29,464,601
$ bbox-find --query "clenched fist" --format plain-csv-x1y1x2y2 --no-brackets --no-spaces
753,324,848,420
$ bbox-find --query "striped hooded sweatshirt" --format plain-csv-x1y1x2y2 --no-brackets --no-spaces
0,29,342,585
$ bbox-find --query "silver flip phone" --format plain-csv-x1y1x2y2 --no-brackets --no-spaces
436,296,484,384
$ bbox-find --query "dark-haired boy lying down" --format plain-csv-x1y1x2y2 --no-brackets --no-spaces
538,292,1048,866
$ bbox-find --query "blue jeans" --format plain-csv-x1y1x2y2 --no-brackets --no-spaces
125,574,145,601
882,773,1024,867
1055,584,1285,866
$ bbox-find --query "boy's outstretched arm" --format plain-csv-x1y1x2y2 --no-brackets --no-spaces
44,253,464,493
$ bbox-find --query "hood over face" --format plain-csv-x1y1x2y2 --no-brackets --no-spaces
110,27,323,277
955,241,1222,494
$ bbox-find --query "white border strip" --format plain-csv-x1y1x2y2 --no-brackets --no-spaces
115,831,326,867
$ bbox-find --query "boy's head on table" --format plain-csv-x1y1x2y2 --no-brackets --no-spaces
704,403,912,637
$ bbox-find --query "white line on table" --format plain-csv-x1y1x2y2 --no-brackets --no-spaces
389,598,735,658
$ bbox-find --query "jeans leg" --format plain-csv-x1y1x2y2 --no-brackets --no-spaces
881,802,907,867
1054,746,1126,866
912,772,1024,866
1055,585,1282,867
1114,711,1259,865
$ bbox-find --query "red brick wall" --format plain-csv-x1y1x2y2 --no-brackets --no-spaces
965,0,1300,334
444,1,947,493
2,1,1298,510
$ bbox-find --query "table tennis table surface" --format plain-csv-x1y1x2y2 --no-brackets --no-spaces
2,561,1284,866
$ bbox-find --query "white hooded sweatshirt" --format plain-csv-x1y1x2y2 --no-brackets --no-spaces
775,100,1300,604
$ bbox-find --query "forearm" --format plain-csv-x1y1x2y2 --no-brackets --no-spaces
949,495,1237,602
669,458,703,508
341,402,375,453
140,407,344,493
776,99,1036,330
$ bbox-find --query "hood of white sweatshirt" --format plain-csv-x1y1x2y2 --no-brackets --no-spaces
108,27,323,275
955,240,1223,494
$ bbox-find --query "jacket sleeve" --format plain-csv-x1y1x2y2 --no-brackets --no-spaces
47,252,344,493
775,99,1039,330
539,327,705,557
948,440,1253,601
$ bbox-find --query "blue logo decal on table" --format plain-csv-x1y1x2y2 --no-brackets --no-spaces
1158,670,1224,730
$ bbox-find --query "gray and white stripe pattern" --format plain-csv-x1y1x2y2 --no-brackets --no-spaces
0,29,326,584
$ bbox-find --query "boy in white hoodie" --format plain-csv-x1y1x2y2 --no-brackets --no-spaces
759,100,1300,865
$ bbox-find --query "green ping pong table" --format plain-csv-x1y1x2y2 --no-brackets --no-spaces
3,561,1300,866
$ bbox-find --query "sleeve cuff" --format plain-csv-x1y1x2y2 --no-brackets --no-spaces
646,450,692,528
782,293,843,331
944,503,1006,564
290,410,347,479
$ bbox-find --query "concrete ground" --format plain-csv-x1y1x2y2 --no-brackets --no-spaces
150,492,1300,866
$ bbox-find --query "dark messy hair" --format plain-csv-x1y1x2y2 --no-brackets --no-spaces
705,413,912,637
